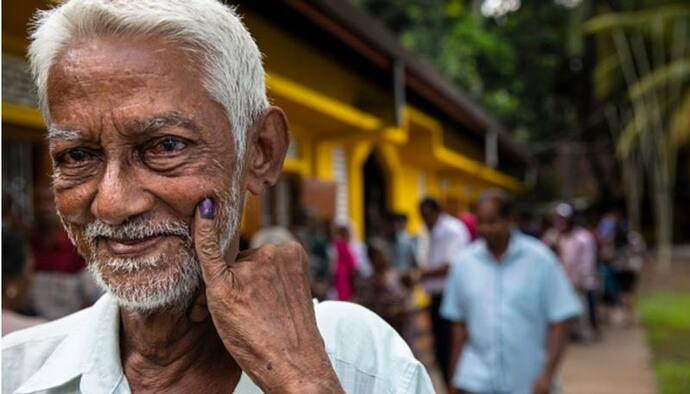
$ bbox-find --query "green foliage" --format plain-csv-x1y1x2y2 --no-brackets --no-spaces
639,292,690,394
585,4,689,259
585,5,690,157
584,5,690,33
639,292,690,331
655,361,690,394
353,0,580,144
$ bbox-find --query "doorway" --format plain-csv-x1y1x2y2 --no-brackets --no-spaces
363,151,388,239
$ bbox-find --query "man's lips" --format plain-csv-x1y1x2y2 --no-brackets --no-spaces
103,235,165,256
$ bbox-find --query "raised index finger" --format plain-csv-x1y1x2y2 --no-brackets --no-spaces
193,197,228,286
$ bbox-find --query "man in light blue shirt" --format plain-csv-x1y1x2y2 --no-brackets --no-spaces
441,190,581,394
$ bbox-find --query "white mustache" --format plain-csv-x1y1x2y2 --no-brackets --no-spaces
84,218,192,247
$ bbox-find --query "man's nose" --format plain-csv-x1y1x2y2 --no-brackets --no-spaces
90,162,154,225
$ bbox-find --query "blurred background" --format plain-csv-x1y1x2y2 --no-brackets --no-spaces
2,0,689,393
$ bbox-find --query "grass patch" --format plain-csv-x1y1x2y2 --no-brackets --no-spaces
638,292,690,394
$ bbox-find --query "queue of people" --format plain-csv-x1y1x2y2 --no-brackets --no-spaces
4,184,647,393
268,191,647,394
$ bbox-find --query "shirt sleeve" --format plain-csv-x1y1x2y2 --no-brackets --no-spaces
543,252,582,322
314,301,435,394
458,221,471,247
446,222,471,262
440,261,465,322
399,359,436,394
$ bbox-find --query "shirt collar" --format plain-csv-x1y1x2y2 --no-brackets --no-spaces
15,294,125,394
479,230,523,264
14,295,315,393
431,213,450,235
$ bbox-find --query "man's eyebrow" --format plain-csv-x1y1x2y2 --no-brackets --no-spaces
45,113,201,144
46,127,82,143
135,112,202,133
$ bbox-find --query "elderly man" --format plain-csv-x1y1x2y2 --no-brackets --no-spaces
2,1,433,393
441,190,581,394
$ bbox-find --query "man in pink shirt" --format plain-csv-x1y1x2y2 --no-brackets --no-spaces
556,204,598,340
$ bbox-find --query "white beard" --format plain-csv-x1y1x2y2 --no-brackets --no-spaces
72,181,243,314
88,248,203,314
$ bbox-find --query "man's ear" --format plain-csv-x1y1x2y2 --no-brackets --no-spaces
245,106,289,195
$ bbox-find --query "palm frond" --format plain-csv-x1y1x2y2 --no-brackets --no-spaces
671,90,690,146
584,6,690,34
628,58,690,100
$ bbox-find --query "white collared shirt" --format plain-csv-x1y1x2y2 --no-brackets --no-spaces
2,295,433,393
422,213,471,295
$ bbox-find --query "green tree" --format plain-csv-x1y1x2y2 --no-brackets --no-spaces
353,0,580,145
586,4,690,268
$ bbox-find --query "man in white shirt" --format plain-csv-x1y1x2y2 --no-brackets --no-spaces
419,197,471,382
2,1,433,392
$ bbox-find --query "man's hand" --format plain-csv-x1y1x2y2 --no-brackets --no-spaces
420,264,450,279
192,198,343,393
534,321,568,394
532,373,552,394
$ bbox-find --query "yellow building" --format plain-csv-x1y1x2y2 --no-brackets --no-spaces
2,0,530,240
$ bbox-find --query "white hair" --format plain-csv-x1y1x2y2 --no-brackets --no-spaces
28,0,268,157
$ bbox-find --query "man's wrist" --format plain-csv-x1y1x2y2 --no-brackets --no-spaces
278,373,343,394
262,356,343,394
288,380,343,394
538,369,555,383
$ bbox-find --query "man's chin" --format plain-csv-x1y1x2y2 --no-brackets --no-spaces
101,279,201,315
88,255,202,315
114,287,199,315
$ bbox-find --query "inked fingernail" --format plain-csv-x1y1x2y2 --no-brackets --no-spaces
200,198,215,219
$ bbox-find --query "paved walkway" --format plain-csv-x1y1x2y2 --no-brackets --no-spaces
414,307,658,394
561,323,657,394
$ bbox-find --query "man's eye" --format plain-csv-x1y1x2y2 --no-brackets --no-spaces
151,137,187,154
58,148,95,165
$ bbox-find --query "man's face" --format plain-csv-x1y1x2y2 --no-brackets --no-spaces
420,206,439,230
392,218,406,234
553,215,570,233
46,35,243,312
476,200,511,249
370,248,389,274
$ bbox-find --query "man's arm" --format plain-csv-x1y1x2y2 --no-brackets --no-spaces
425,224,471,280
448,322,467,389
533,321,569,394
421,264,450,279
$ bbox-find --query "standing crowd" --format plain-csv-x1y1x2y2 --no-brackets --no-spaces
3,185,646,393
249,189,647,393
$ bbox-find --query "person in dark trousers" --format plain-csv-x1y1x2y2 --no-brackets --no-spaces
442,190,581,394
419,197,471,381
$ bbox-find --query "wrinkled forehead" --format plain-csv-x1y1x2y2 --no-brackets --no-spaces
45,35,232,147
47,34,203,108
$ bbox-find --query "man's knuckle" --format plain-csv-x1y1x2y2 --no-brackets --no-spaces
197,223,215,235
284,240,299,250
279,241,301,259
259,244,276,260
198,236,216,250
197,238,220,257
